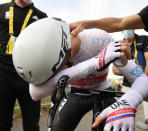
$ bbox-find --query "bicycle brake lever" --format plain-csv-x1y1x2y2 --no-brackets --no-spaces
47,75,69,128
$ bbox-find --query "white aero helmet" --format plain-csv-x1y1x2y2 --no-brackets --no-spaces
12,17,71,85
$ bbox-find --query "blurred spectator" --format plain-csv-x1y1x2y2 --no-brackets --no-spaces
0,0,47,130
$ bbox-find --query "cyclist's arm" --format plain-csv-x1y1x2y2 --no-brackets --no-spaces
29,56,99,101
92,74,148,130
114,59,147,83
30,41,129,101
30,41,123,101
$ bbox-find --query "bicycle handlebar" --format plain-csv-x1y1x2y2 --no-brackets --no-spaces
89,89,124,98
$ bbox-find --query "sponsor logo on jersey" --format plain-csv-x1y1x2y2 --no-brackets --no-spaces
130,66,144,77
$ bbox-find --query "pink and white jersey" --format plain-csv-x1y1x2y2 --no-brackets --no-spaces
71,29,114,90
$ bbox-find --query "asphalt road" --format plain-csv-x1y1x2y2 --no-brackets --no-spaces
12,103,144,131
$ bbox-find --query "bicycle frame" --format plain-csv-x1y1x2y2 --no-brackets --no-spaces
47,75,124,130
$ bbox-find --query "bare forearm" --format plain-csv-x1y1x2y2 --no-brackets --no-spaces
84,18,123,33
83,15,145,33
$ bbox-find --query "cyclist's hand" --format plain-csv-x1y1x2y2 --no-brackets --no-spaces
97,41,130,71
92,105,136,131
92,88,142,131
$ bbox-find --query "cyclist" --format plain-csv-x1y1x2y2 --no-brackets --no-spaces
48,22,122,131
13,17,130,100
12,17,147,131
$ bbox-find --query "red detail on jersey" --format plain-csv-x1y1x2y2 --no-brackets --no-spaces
72,72,108,86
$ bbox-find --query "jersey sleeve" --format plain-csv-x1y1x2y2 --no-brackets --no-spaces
114,59,146,84
29,56,99,101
